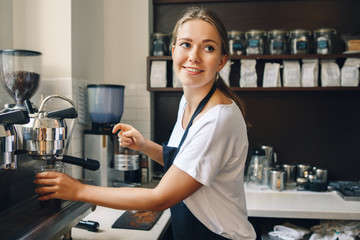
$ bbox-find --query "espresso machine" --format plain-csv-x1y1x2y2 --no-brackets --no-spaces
0,49,98,239
84,84,125,187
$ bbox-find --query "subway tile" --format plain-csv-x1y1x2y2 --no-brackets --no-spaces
37,78,58,94
137,108,150,121
56,78,72,94
136,83,150,96
124,84,137,96
122,108,137,121
124,95,150,108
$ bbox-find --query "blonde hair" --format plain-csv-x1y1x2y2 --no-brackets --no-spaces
172,7,247,117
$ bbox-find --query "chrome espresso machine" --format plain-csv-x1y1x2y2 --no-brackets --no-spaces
0,49,99,239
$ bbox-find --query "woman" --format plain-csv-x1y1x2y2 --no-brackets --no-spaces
34,7,256,240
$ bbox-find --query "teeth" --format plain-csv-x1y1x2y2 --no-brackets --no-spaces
186,67,201,73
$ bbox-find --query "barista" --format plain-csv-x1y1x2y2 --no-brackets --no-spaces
34,7,256,240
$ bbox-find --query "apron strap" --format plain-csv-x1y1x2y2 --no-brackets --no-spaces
177,83,216,151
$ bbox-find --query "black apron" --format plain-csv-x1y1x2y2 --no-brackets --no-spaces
162,84,229,240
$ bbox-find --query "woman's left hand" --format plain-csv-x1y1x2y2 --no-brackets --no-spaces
34,172,84,201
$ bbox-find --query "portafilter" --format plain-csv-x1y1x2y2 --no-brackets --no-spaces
22,95,99,170
0,109,30,169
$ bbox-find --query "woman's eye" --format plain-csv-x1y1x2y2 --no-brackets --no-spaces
205,45,215,52
180,42,190,48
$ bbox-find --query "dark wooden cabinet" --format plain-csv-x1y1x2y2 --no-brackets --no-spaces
149,0,360,181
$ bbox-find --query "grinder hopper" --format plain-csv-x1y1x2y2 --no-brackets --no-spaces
0,49,42,110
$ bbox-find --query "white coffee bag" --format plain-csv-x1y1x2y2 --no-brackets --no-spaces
341,58,360,87
320,60,340,87
240,59,258,88
150,61,167,88
283,60,301,87
301,59,319,87
263,62,281,88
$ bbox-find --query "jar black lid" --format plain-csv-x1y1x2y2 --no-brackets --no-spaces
87,84,125,88
0,49,42,56
253,148,266,156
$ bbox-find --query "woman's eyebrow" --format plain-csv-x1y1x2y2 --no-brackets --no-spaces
178,38,219,45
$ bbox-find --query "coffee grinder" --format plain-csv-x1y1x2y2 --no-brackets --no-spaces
0,49,41,169
84,84,125,187
0,49,41,112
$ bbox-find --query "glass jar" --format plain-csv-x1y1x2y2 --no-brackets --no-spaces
313,28,336,54
228,30,245,55
268,29,288,55
289,29,311,54
245,30,266,55
152,32,168,56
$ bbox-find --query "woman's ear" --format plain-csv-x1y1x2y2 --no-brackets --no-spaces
217,54,228,72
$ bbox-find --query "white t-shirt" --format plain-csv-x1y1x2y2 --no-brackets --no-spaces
167,96,256,240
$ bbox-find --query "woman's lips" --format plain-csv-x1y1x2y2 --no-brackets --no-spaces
183,66,204,74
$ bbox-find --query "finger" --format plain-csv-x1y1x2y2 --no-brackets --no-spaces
35,171,61,179
38,192,56,201
112,123,131,134
35,185,56,195
119,138,134,148
34,177,58,186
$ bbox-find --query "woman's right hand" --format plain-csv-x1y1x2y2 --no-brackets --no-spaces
112,123,145,151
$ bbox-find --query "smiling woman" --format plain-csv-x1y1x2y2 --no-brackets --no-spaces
34,7,256,240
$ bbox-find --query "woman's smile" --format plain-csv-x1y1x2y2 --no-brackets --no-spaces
183,66,204,74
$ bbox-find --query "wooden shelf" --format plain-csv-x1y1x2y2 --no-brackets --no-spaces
153,0,314,4
147,53,360,61
148,86,360,92
147,53,360,92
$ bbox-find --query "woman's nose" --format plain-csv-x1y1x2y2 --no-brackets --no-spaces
188,48,200,62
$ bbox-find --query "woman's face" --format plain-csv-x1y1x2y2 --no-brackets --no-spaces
172,19,227,89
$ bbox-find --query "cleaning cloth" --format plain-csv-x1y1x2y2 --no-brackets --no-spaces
268,222,310,240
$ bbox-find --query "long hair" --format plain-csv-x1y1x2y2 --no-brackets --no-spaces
171,7,247,119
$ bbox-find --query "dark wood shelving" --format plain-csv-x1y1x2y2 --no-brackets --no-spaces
153,0,317,4
147,54,360,92
147,53,360,61
148,86,360,92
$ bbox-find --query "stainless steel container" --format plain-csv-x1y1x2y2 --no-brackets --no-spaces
314,28,336,54
282,164,297,186
113,140,141,184
289,29,311,54
314,168,328,183
269,169,286,191
296,164,312,185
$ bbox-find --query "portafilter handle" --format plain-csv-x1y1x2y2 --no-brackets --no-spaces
47,107,78,119
61,155,100,171
0,109,29,125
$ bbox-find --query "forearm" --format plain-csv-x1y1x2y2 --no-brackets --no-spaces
140,139,164,166
77,184,167,211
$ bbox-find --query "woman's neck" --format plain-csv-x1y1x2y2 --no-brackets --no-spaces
183,82,214,113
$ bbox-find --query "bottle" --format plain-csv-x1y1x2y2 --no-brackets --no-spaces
246,148,268,186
